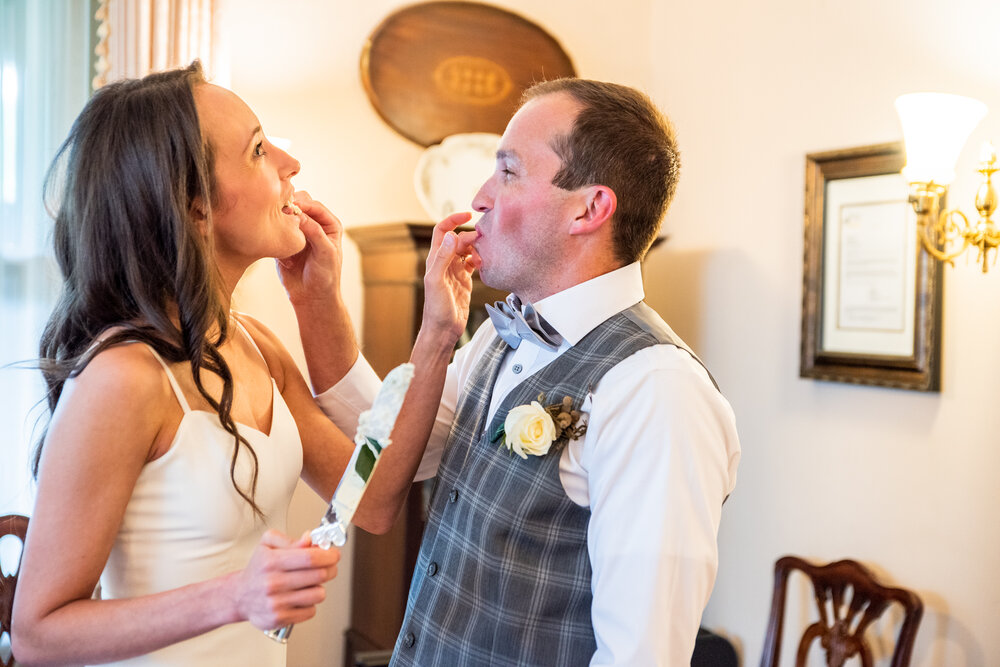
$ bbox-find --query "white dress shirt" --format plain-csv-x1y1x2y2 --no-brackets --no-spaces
317,262,741,666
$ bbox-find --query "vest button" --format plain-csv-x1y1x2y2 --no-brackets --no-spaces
512,363,523,374
449,489,459,503
427,561,439,577
403,632,416,648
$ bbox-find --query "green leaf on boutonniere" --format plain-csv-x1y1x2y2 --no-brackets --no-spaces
491,423,506,444
355,443,376,481
366,436,383,454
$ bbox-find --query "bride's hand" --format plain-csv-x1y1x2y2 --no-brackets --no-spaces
230,530,340,630
422,212,480,346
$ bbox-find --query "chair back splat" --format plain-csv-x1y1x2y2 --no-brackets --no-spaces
0,515,29,667
760,555,923,667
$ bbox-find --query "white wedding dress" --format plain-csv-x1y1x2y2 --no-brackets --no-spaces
96,337,302,666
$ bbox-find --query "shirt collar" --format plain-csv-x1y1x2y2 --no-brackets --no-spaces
527,262,645,346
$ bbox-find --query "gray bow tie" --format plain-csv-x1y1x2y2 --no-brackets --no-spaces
486,294,564,351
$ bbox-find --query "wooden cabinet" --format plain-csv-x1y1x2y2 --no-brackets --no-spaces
344,222,504,666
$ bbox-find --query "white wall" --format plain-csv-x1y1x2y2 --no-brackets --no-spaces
219,1,1000,665
647,0,1000,665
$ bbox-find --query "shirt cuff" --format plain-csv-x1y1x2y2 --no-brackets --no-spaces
313,354,381,437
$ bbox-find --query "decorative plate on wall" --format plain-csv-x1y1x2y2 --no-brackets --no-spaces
360,1,575,146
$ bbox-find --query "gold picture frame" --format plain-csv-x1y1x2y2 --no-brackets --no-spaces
799,142,942,391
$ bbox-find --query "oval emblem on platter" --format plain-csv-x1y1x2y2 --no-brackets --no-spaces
360,1,575,146
433,56,513,106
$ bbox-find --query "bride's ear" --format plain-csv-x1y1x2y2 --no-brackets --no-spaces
569,185,616,236
190,198,209,235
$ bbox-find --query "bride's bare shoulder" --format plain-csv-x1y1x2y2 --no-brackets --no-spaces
63,338,174,415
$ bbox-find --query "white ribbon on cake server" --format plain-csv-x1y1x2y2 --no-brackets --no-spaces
311,361,415,549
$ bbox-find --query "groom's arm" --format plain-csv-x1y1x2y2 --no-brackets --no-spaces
292,293,360,395
585,345,740,666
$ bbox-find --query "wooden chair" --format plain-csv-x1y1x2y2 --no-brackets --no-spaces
0,515,28,667
760,555,923,667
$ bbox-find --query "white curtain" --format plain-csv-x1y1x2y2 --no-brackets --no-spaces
0,1,92,515
0,0,216,518
93,0,216,87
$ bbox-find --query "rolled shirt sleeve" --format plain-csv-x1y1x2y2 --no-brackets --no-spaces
313,348,465,483
313,353,382,434
583,344,740,666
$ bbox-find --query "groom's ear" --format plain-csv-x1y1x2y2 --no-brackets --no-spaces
569,185,616,236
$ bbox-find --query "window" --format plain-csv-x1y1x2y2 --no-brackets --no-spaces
0,0,93,515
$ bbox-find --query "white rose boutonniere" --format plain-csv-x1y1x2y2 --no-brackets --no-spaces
492,394,587,459
504,401,557,458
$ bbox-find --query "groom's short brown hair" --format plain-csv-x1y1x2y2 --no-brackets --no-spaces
522,79,680,264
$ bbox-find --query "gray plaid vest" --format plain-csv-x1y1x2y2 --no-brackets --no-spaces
391,302,715,666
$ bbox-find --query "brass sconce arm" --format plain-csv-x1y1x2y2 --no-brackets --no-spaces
908,150,999,272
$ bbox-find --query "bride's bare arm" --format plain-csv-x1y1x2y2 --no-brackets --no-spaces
11,346,338,666
251,214,479,534
276,192,359,394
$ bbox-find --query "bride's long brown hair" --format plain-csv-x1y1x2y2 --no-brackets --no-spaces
36,61,262,517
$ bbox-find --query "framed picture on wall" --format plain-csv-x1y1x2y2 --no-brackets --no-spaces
799,142,942,391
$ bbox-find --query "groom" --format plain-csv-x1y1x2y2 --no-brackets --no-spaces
293,78,740,665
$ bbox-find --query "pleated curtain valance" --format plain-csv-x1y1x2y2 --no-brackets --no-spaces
93,0,215,89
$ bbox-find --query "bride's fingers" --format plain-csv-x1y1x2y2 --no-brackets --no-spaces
429,212,473,263
458,244,481,270
428,232,459,278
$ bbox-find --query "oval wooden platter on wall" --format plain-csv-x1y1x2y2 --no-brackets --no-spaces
360,1,576,146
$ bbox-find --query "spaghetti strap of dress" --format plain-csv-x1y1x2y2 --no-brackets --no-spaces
231,313,269,366
144,346,192,414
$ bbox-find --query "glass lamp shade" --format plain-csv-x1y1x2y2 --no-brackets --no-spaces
895,92,987,185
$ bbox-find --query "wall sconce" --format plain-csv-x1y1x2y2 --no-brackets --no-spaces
895,92,998,272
